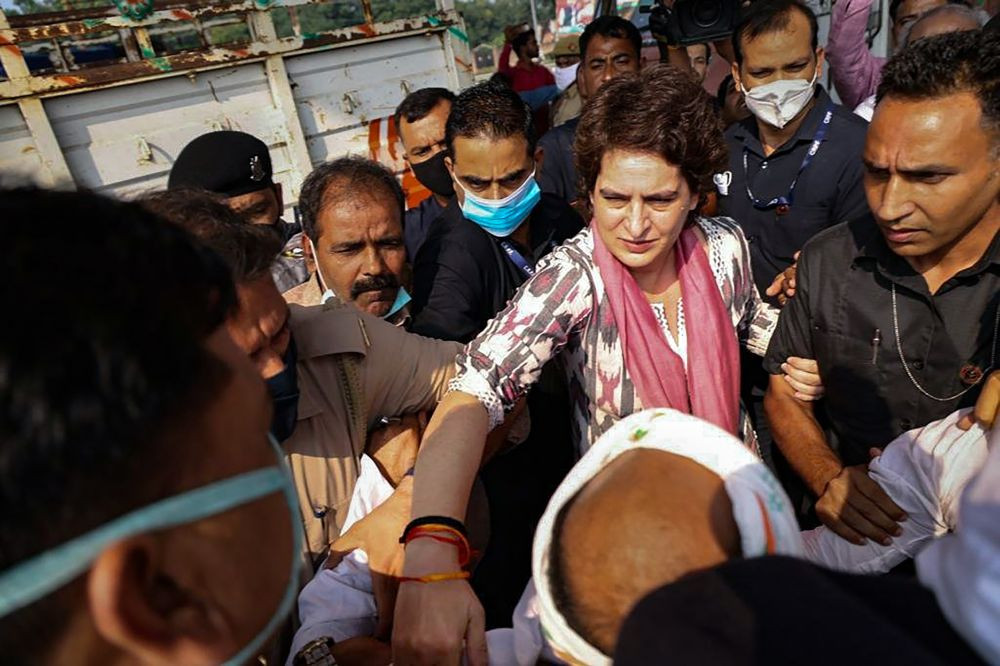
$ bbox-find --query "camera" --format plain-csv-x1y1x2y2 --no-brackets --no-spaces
645,0,741,47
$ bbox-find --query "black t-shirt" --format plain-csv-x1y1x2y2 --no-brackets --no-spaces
765,216,1000,465
720,87,870,298
410,193,584,342
536,117,580,204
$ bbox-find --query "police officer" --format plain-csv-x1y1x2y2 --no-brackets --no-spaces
169,130,309,292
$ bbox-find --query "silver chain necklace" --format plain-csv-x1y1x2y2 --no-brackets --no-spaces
891,283,999,402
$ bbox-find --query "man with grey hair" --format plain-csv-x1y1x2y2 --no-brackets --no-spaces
285,156,411,326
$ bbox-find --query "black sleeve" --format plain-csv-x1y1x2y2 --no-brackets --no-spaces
536,133,568,200
409,232,487,343
762,245,816,374
831,126,871,225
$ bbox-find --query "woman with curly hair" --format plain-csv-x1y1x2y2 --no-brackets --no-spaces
392,64,782,663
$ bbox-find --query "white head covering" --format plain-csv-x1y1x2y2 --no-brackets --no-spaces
532,409,804,665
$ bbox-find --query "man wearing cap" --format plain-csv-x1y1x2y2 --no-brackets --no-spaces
550,35,582,128
536,16,643,206
169,129,309,293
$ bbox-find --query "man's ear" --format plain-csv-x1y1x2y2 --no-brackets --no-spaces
731,61,743,92
88,537,235,666
302,234,316,274
814,47,826,80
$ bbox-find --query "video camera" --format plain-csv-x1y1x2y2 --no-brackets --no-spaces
644,0,741,47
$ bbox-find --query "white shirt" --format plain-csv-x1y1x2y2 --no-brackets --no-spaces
802,409,990,574
917,417,1000,664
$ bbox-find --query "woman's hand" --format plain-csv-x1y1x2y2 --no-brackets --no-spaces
781,356,825,401
392,539,488,665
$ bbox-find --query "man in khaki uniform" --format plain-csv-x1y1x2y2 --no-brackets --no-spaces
142,190,460,562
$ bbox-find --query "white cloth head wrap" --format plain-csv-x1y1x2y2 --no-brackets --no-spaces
532,409,804,665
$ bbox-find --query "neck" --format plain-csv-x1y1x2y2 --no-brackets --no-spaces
434,193,451,208
510,220,532,248
631,245,679,296
908,206,1000,293
758,95,816,156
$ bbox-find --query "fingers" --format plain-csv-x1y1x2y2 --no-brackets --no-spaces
868,447,883,460
785,357,819,375
765,276,783,297
817,505,867,546
782,358,824,401
855,471,907,522
970,371,999,430
465,601,489,666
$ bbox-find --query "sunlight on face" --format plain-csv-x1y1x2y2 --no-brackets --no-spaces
591,149,699,280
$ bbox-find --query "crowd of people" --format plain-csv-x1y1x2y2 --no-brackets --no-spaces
1,0,999,664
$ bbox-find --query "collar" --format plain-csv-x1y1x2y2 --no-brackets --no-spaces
288,302,370,361
732,86,834,159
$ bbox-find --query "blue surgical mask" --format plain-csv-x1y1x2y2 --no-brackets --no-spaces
458,171,541,238
385,286,411,319
0,435,303,666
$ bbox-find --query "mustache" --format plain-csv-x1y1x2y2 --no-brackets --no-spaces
350,273,399,300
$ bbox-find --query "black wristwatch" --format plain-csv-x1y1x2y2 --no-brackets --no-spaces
293,636,338,666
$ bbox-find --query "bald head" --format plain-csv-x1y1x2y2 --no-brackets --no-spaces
549,449,743,655
906,4,985,44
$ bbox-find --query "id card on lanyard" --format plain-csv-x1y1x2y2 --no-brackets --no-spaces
501,240,537,279
742,103,834,216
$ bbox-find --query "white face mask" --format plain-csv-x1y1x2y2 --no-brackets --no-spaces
740,71,818,129
553,62,579,91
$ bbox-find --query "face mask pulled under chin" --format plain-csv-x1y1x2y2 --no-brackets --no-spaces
741,71,818,129
410,151,455,198
0,434,303,666
554,62,579,91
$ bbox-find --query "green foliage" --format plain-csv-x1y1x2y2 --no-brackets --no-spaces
458,0,555,48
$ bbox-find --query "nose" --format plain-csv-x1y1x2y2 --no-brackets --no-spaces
601,61,615,83
623,200,647,238
873,175,916,223
362,244,387,275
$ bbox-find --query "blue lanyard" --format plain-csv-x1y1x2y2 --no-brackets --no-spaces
500,240,536,278
743,103,834,213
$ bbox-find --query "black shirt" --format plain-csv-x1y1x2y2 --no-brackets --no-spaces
403,195,446,261
536,117,579,204
410,193,584,342
720,87,870,297
764,216,1000,466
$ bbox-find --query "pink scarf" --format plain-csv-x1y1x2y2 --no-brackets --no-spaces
591,220,741,435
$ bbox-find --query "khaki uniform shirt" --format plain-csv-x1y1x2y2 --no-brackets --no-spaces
286,301,461,559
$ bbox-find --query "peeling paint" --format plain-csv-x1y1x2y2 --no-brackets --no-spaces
149,56,172,71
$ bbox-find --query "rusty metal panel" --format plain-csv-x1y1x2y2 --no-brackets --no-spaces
286,31,452,166
40,61,300,203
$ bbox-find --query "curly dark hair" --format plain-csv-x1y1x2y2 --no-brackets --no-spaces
878,30,1000,140
574,64,727,209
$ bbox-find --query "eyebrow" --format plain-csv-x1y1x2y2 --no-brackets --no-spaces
863,159,959,175
599,187,679,200
460,167,528,186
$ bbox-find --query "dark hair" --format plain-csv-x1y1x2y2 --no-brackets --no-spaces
575,64,727,207
512,28,535,52
878,30,1000,139
732,0,818,65
140,189,283,284
394,87,456,128
717,73,735,106
0,188,235,659
579,15,643,63
298,156,405,240
445,79,536,157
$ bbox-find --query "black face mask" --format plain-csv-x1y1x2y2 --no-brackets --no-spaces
266,337,299,443
410,151,455,198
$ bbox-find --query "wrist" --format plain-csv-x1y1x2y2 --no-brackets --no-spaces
815,463,844,497
402,538,461,575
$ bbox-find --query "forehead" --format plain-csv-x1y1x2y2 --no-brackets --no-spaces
399,100,451,145
235,275,287,324
317,185,401,239
597,149,684,187
740,10,814,64
584,34,638,61
451,134,530,172
867,93,991,162
909,14,980,40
